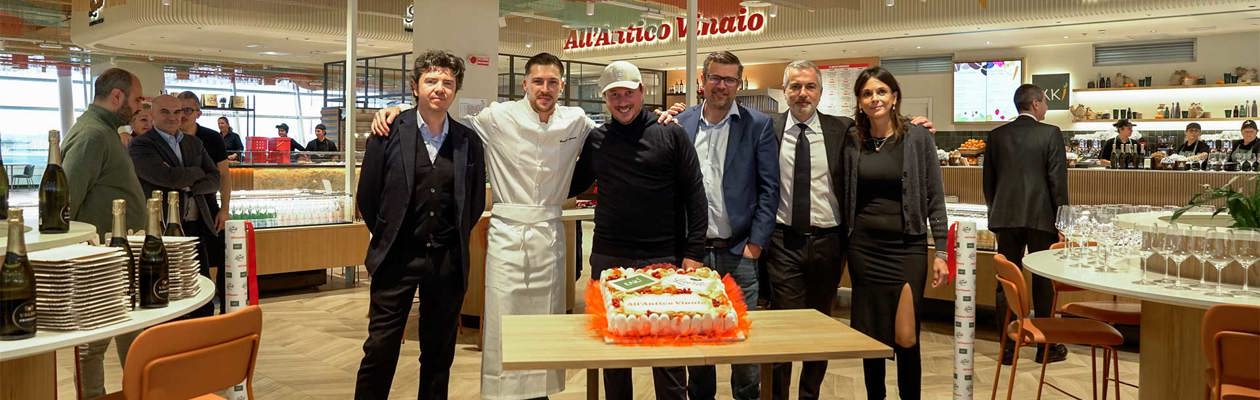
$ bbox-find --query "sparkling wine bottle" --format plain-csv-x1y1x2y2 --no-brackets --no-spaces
1,208,37,340
164,191,184,237
108,199,138,310
139,199,169,308
38,130,70,233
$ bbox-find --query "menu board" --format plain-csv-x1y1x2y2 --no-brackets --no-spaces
953,60,1023,122
817,63,868,118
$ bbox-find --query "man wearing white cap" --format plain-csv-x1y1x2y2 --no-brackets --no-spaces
568,61,707,400
370,53,677,399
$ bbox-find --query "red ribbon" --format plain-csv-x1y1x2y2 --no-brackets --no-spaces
947,221,959,285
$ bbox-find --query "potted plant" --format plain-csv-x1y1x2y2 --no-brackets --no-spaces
1172,176,1260,227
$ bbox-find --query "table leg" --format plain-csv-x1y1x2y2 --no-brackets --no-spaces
587,368,599,400
0,352,56,400
760,363,773,400
1139,301,1207,400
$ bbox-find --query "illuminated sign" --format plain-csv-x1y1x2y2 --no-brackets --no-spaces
562,7,767,52
89,0,106,26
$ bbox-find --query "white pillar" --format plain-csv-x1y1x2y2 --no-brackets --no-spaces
413,0,498,119
57,66,74,134
344,0,358,221
685,0,698,106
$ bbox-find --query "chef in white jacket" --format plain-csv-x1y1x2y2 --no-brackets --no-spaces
374,52,680,399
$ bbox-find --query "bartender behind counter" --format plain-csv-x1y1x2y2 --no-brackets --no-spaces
1230,120,1259,162
1174,122,1211,160
1098,119,1140,167
305,124,340,162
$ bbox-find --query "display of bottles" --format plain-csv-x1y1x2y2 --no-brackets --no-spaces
139,198,169,309
1,209,36,340
228,197,346,228
1251,99,1257,118
164,191,184,236
108,199,137,310
1,163,8,220
38,130,69,234
1109,144,1119,169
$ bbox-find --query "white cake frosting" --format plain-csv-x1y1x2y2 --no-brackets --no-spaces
599,266,739,338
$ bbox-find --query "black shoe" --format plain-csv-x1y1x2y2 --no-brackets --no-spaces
1034,344,1068,364
1000,347,1015,365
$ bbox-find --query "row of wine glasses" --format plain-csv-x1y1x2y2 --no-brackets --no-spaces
1057,204,1258,297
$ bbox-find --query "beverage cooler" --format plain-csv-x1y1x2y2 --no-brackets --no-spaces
225,162,367,291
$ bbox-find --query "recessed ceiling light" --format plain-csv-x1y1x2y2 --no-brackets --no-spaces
916,46,922,49
259,51,290,56
1063,35,1069,39
245,43,260,48
986,41,992,45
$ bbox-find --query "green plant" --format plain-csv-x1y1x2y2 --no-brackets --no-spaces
1172,176,1260,228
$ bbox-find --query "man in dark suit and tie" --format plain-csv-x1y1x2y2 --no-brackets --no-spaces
983,83,1070,365
674,51,780,400
353,50,487,400
764,60,851,400
129,94,222,316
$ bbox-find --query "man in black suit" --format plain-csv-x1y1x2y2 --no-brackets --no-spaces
129,94,223,315
177,90,231,316
983,83,1070,365
765,60,850,400
353,50,486,400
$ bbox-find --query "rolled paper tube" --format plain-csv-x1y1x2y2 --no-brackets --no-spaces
681,315,693,335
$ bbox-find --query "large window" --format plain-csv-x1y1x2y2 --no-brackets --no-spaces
0,66,94,185
165,72,325,144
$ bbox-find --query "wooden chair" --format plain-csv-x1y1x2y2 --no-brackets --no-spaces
1049,241,1141,393
1202,304,1260,400
100,306,263,400
991,254,1124,400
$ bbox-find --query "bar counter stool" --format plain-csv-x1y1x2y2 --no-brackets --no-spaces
992,254,1124,400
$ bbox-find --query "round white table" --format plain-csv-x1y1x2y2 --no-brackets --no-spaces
0,221,99,252
0,276,215,400
1023,249,1260,400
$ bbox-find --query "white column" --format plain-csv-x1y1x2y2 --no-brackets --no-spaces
685,0,697,106
413,0,498,119
344,0,358,221
57,66,74,134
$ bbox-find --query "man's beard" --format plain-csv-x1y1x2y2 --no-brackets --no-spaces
115,103,134,125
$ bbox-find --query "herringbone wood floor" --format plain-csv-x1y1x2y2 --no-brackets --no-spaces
55,225,1140,399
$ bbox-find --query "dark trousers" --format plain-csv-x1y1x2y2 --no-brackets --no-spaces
690,247,761,400
589,253,688,400
184,221,226,318
993,228,1058,323
355,245,465,400
764,226,845,400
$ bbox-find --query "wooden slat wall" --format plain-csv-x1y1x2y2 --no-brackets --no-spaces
252,223,370,275
941,166,1248,206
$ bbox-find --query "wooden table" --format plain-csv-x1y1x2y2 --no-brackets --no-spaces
1023,249,1260,400
501,309,891,400
0,276,215,400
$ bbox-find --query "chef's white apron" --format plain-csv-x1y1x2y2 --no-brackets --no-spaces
472,99,593,399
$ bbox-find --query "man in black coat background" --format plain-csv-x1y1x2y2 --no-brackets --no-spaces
983,83,1070,365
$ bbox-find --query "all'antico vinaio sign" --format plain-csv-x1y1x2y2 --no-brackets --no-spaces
562,7,767,52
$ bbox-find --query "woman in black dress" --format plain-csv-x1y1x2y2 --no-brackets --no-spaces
841,66,949,399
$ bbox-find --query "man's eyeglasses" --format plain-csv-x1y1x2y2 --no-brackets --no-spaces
180,107,198,114
705,74,741,87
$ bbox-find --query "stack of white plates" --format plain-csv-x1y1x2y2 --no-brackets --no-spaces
28,244,131,331
126,236,202,301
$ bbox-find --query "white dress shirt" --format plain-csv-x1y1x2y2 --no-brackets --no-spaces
775,112,840,228
695,101,738,239
416,110,450,164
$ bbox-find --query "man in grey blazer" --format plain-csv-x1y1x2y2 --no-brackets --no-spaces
129,94,222,316
983,84,1070,365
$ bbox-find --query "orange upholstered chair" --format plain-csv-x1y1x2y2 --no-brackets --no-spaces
100,305,263,400
1202,304,1260,400
1048,242,1142,326
991,254,1124,400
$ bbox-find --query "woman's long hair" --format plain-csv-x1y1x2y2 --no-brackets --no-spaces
853,66,909,143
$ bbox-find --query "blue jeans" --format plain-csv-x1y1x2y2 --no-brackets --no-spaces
687,248,761,400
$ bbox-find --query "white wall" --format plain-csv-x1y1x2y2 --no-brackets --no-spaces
413,0,498,119
896,31,1260,132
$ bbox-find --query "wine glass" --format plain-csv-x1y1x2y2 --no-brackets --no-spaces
1092,208,1118,272
1231,228,1260,297
1056,206,1075,261
1188,230,1214,289
1134,224,1159,285
1166,227,1193,290
1204,229,1235,297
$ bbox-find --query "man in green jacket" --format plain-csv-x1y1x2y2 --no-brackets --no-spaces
60,67,147,400
62,67,147,239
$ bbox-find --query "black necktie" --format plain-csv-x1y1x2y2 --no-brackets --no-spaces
792,123,811,231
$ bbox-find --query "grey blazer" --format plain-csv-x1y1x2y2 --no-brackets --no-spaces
841,124,948,249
